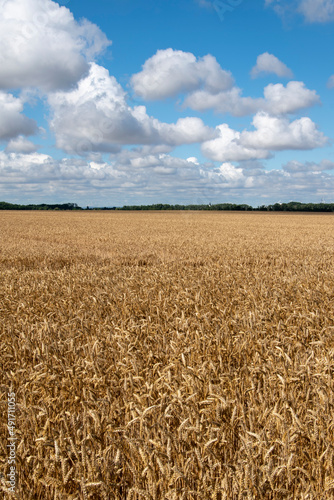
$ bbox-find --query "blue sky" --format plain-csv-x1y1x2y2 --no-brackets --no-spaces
0,0,334,206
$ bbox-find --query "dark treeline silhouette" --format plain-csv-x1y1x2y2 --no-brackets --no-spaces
0,202,81,210
117,202,334,212
2,201,334,212
118,203,252,211
256,202,334,212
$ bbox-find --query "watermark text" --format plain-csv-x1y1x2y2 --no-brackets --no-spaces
7,391,17,493
212,0,243,21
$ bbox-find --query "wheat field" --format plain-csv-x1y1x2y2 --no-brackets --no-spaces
1,210,334,499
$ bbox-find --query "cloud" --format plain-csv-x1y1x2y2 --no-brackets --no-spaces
131,49,318,118
265,0,334,23
0,149,260,206
49,63,216,155
217,163,245,183
184,81,320,116
187,157,200,165
184,87,260,116
130,48,234,100
262,81,319,114
327,75,334,88
283,159,334,172
0,0,111,92
5,136,38,154
241,113,328,151
0,150,216,202
2,150,334,205
0,92,38,141
251,52,293,78
201,123,271,162
201,113,328,162
298,0,334,23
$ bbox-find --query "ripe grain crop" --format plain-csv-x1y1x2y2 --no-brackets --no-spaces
1,210,334,499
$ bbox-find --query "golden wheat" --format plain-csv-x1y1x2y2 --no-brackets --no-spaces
1,210,334,499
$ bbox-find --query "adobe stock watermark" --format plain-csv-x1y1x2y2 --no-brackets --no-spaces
6,390,17,494
211,0,243,22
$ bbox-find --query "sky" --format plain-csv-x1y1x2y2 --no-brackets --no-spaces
0,0,334,207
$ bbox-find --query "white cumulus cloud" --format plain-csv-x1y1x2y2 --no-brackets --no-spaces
241,113,328,151
201,123,271,162
0,92,37,141
0,0,111,92
184,81,319,116
251,52,293,78
130,48,234,100
131,49,318,119
48,63,216,155
262,81,320,114
202,113,328,162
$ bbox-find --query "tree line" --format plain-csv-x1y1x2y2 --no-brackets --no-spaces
1,201,334,212
116,202,334,212
0,202,81,210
